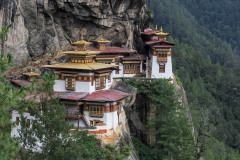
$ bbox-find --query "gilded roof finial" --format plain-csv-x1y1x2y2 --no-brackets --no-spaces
81,34,84,41
160,26,163,32
155,25,158,30
30,68,33,73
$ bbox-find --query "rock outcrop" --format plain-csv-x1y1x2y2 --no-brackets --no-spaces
0,0,152,65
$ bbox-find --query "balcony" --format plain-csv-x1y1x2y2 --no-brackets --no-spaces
65,109,81,120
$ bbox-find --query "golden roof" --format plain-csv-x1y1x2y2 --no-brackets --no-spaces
23,68,40,76
154,26,170,36
43,62,117,71
71,35,92,50
92,34,111,44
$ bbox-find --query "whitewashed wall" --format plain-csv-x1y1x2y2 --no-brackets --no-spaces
11,110,35,138
151,55,173,79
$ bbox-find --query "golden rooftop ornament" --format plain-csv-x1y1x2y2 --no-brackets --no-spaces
154,26,170,36
71,34,92,51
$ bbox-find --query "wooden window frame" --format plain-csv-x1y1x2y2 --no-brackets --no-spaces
89,106,104,117
16,117,19,126
124,64,140,74
159,64,165,73
95,76,106,90
65,77,76,91
157,52,168,62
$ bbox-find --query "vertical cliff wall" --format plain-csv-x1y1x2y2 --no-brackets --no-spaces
0,0,152,65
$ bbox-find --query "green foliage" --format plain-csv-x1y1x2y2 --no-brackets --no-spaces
122,79,197,159
146,8,152,16
0,53,13,75
175,75,183,86
0,23,13,41
120,145,131,157
0,24,22,160
147,0,240,158
179,0,240,57
132,136,156,160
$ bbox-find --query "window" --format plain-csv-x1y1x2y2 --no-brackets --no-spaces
159,64,165,73
89,106,104,117
115,66,120,74
97,60,111,64
65,77,76,90
95,76,106,90
93,120,101,126
157,52,167,62
124,64,140,74
16,117,19,126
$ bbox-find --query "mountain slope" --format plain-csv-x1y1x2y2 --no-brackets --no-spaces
147,0,240,158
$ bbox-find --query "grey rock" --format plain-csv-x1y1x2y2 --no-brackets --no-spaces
0,0,152,65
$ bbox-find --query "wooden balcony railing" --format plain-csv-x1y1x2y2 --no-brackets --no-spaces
157,57,167,62
89,111,104,118
124,70,140,74
65,109,81,120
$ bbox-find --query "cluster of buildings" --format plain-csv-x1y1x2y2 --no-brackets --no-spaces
11,26,175,136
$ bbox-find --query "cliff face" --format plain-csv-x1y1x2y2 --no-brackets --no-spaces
0,0,152,65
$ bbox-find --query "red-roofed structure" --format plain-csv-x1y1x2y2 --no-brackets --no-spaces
121,54,146,61
55,91,89,100
145,40,175,46
82,89,129,102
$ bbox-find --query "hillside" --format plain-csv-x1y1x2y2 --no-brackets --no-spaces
147,0,240,159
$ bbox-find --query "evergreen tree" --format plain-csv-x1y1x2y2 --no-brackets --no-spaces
148,80,196,160
122,79,197,159
0,24,22,160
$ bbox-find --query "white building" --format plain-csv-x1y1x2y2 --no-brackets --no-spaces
142,27,175,79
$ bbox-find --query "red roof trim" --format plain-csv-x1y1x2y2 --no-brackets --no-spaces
145,40,175,45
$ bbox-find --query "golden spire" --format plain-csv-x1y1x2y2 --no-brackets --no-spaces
154,26,170,36
160,26,163,32
155,25,158,30
30,68,33,73
80,34,84,41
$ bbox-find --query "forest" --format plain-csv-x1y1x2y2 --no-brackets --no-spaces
146,0,240,159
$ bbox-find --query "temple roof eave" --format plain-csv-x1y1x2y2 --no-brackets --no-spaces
63,50,101,55
42,62,118,71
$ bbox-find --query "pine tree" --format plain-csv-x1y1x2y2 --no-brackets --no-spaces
0,24,22,160
148,80,196,160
